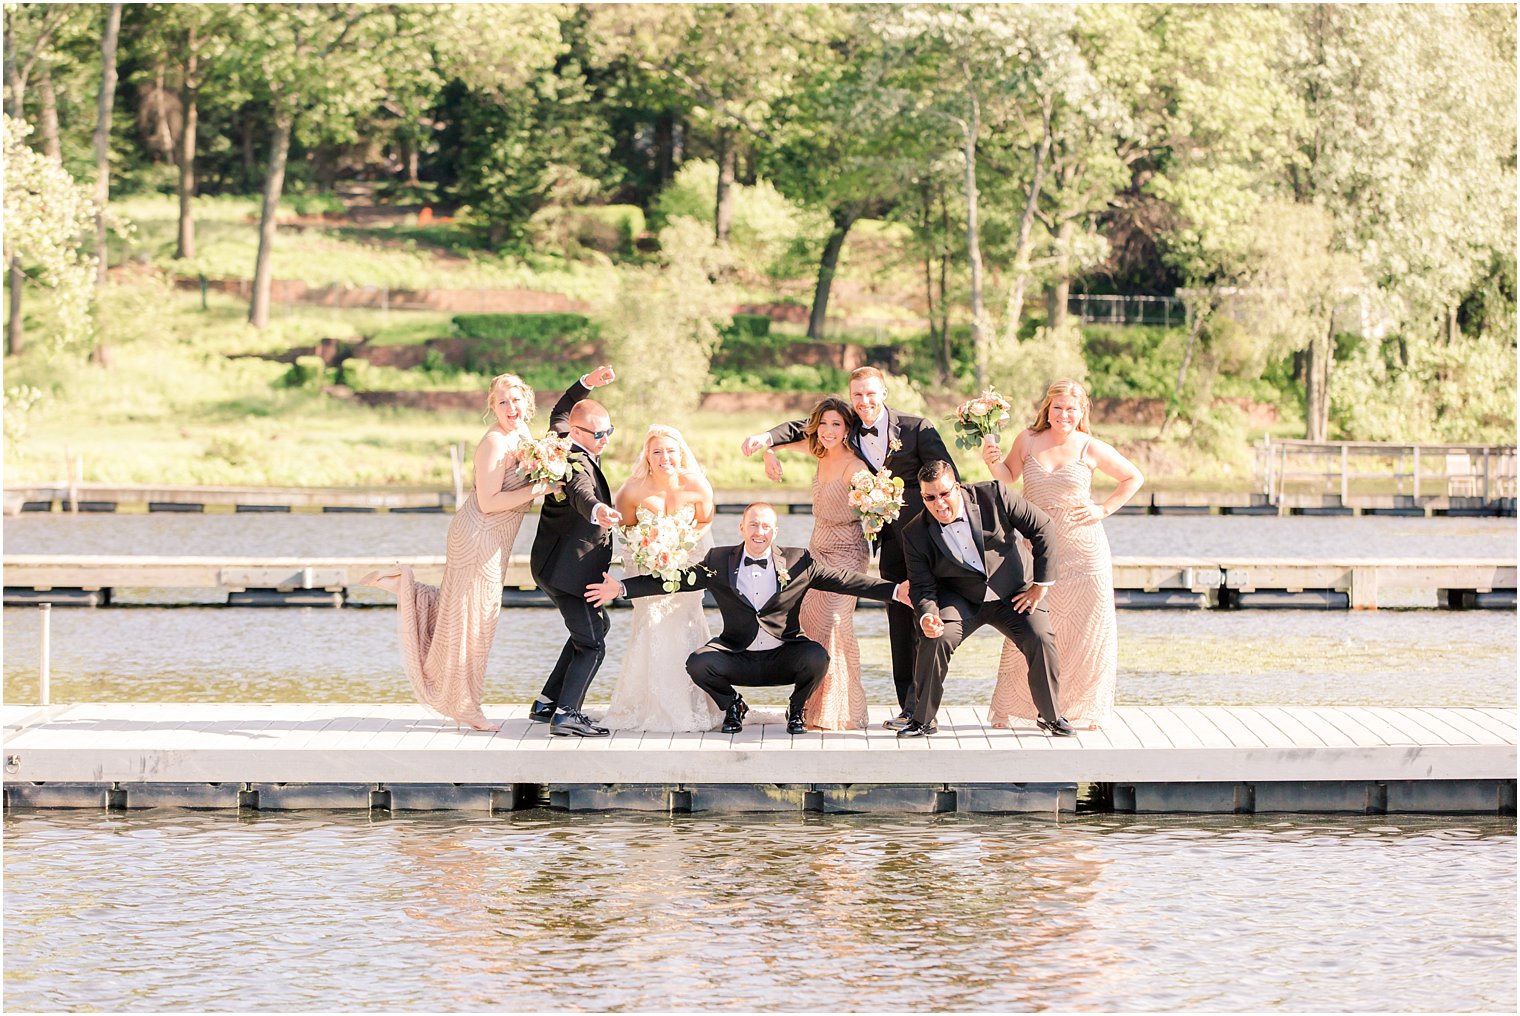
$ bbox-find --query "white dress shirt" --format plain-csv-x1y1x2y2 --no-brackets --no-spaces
856,412,889,471
737,549,783,651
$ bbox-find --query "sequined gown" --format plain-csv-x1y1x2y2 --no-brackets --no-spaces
989,445,1118,728
800,469,871,730
600,514,723,732
394,431,529,729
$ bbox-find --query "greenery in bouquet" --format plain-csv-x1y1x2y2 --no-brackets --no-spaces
619,505,701,592
517,431,575,500
848,467,906,541
950,387,1014,450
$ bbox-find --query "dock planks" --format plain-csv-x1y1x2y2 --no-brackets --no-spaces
2,703,1512,789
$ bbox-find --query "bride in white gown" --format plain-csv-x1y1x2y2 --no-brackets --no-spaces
599,425,724,732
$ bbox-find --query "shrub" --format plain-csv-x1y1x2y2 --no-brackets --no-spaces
451,312,598,352
278,355,331,389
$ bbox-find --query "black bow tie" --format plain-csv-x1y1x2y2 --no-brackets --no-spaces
859,425,879,437
742,556,770,570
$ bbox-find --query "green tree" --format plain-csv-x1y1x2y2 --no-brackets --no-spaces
596,216,733,436
3,114,96,356
230,4,413,328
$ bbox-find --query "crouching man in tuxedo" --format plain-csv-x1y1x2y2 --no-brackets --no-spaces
586,502,909,735
900,460,1075,738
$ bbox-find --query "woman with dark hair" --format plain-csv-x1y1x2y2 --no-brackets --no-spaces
763,395,874,729
981,379,1144,730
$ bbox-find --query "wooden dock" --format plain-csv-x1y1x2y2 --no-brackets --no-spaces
6,482,1514,517
3,704,1513,815
4,554,1515,609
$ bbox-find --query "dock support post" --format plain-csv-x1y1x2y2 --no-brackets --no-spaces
1349,567,1379,610
38,603,51,705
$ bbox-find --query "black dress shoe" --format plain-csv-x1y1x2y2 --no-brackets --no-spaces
785,709,807,735
1037,716,1077,737
896,719,938,738
528,699,556,723
883,713,912,731
549,709,610,737
721,698,749,734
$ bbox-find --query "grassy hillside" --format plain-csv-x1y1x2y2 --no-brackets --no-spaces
4,195,1276,493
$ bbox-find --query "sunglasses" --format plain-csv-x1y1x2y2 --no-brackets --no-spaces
574,423,615,441
921,488,956,504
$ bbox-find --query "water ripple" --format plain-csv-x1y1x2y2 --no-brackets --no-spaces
3,812,1514,1012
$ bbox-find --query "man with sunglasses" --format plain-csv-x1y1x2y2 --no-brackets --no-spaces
529,364,624,736
898,460,1074,739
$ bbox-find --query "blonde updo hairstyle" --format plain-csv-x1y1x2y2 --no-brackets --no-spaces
1031,379,1092,435
484,373,536,424
803,395,860,458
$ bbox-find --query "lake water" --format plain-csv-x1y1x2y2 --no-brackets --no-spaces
2,513,1514,1012
3,811,1513,1012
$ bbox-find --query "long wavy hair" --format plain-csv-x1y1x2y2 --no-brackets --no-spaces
483,373,536,424
1031,379,1092,435
626,424,705,482
803,395,860,458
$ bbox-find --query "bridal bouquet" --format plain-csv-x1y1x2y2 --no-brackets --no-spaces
517,432,575,501
951,387,1013,449
619,505,701,592
848,467,906,541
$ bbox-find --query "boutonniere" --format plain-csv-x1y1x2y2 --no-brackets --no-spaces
774,556,792,590
888,437,903,453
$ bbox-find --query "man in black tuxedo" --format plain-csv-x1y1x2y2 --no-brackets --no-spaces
899,460,1075,738
587,503,908,735
529,365,623,737
741,365,957,729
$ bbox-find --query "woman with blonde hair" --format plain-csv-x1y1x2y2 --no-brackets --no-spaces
366,372,559,731
980,379,1143,730
763,395,873,729
599,424,724,731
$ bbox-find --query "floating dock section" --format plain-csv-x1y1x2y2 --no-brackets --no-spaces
4,555,1515,610
4,704,1513,816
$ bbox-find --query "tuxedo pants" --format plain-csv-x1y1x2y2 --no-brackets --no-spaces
877,532,918,712
909,595,1061,725
537,582,610,712
686,641,829,714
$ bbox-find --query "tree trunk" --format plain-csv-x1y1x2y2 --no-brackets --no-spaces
654,113,675,185
1304,323,1332,441
249,110,293,329
962,95,987,389
175,32,199,261
714,128,736,245
93,3,124,289
404,139,419,186
1000,110,1053,344
7,256,24,356
1161,295,1208,438
38,62,62,162
919,185,948,382
1044,219,1076,330
807,207,858,340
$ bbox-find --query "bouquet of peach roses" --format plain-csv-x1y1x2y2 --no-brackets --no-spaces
951,386,1013,449
517,432,575,500
619,505,702,592
848,467,906,541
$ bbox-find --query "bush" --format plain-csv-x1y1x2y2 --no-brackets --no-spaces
278,355,332,389
280,192,346,218
708,363,850,392
650,160,828,280
987,324,1089,421
451,313,598,352
528,204,647,258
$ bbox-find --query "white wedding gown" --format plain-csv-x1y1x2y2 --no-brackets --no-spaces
600,525,725,732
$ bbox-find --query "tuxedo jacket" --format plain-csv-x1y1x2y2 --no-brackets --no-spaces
900,480,1058,621
529,379,614,591
767,406,957,548
622,544,897,652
